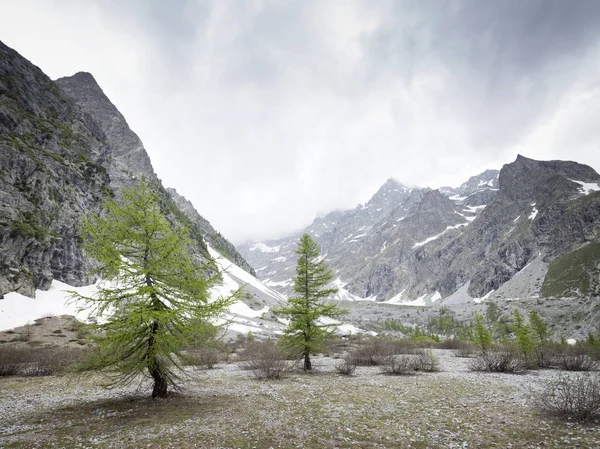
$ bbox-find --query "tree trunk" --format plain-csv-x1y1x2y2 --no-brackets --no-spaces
151,366,168,398
303,350,312,371
144,273,168,398
147,318,168,398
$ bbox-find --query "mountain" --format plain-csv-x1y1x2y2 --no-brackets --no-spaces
0,42,111,297
0,41,254,299
241,159,600,304
238,178,417,294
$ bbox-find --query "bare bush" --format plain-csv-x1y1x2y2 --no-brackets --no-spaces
437,338,461,350
242,340,290,379
0,346,28,376
558,346,599,372
380,349,440,375
470,345,527,373
534,343,562,369
380,354,422,375
454,341,476,358
184,347,222,369
414,349,440,372
335,357,357,376
534,373,600,422
348,337,412,366
0,346,88,377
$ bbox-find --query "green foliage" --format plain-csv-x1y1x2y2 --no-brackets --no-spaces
70,182,235,397
472,312,493,350
428,307,456,335
274,234,345,371
10,210,55,240
513,310,535,357
542,242,600,297
529,311,550,342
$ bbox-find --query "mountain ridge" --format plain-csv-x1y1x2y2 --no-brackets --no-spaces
0,41,255,299
240,157,600,304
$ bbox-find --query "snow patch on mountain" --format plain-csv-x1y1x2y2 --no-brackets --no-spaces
208,245,287,303
413,223,467,248
250,242,281,253
569,179,600,195
529,203,538,221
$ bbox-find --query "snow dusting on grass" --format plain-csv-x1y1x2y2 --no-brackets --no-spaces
1,351,598,448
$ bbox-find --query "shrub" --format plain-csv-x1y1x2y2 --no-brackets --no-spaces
348,337,415,366
454,341,476,358
534,373,600,422
380,350,439,375
380,354,422,375
184,347,222,369
242,340,290,379
335,357,357,376
0,347,29,376
414,349,440,372
470,345,527,373
0,346,88,376
558,346,599,371
534,342,563,369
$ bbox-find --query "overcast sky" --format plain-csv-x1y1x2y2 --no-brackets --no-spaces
2,0,600,244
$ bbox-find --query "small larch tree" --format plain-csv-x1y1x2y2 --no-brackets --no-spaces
71,182,233,398
274,234,345,371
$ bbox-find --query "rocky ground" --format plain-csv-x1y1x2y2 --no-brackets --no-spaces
1,350,599,449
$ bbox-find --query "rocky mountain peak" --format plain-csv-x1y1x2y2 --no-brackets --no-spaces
55,73,157,185
498,155,600,204
412,190,456,216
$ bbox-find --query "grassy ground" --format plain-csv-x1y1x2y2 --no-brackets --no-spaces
1,352,599,448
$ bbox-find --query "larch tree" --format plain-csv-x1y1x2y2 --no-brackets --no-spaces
71,182,234,398
274,233,345,371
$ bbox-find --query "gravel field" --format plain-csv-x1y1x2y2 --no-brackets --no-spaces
1,350,599,449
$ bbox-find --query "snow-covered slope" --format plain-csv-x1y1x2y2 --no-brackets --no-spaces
0,247,287,334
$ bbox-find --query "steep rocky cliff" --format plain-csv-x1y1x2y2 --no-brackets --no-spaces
55,71,253,276
0,41,255,298
0,41,111,297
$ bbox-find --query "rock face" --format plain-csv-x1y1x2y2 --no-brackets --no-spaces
0,41,255,298
241,159,600,303
55,72,156,189
0,41,111,297
55,71,253,275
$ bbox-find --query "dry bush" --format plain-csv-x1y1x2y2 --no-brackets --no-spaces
413,349,440,372
380,349,440,375
335,357,357,376
184,347,222,369
454,341,476,358
242,340,291,379
437,338,461,350
0,346,88,377
470,345,527,373
380,354,422,375
558,346,599,372
534,343,563,369
348,337,413,366
534,373,600,422
0,346,29,376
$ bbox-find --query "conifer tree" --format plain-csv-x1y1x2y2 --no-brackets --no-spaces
472,312,493,350
274,234,345,371
71,182,233,398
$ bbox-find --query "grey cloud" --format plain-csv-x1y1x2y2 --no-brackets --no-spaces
362,0,600,150
5,0,600,243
